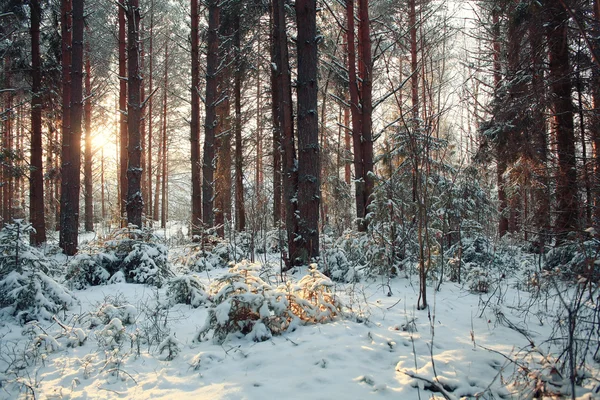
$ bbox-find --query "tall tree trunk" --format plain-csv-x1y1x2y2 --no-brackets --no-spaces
101,147,106,220
202,0,219,228
161,52,168,230
147,0,154,221
140,20,147,223
529,5,549,245
191,0,202,236
273,0,299,267
84,34,94,232
270,4,282,226
125,0,143,229
119,2,128,225
60,0,84,253
153,112,161,222
358,0,374,230
296,0,320,262
409,0,418,120
346,0,365,231
2,56,12,223
545,0,578,239
492,9,509,238
592,0,600,235
30,0,46,245
214,55,231,237
58,0,73,236
234,16,246,232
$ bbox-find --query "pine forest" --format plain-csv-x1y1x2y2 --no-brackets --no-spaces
0,0,599,398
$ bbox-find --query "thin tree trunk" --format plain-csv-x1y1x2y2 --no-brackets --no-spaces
214,50,231,238
2,56,12,223
140,20,147,223
101,147,106,220
593,0,600,234
60,0,84,253
202,0,219,228
119,3,128,225
191,0,202,236
234,16,246,232
493,9,509,237
270,5,282,226
160,37,169,229
84,34,94,232
30,0,46,245
147,0,154,221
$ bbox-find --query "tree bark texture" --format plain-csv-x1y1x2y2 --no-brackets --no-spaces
234,16,246,232
126,0,143,229
296,0,320,262
545,0,579,238
191,0,202,236
119,3,128,224
30,0,47,245
202,0,220,228
273,0,299,267
84,35,94,232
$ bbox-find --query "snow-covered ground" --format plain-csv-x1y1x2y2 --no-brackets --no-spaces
0,229,598,399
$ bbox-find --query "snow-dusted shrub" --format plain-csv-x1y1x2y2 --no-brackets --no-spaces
197,262,343,344
158,335,181,361
465,266,490,293
96,318,127,348
545,239,599,280
122,241,170,287
287,266,343,323
167,274,208,307
87,297,137,329
0,221,76,322
92,227,173,287
184,239,245,272
65,253,113,289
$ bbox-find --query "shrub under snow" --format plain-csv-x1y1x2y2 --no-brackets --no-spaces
0,221,76,322
196,262,343,344
66,227,172,288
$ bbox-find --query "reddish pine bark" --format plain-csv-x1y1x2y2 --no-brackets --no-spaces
234,16,246,232
593,0,600,235
84,34,94,232
270,4,282,226
126,0,143,229
119,3,128,224
214,17,232,238
273,0,299,267
60,0,84,254
492,9,509,238
202,0,219,227
191,0,202,236
2,56,12,223
140,21,147,221
545,0,578,239
161,48,168,230
30,0,46,245
346,0,365,231
358,0,374,230
147,0,155,220
296,0,320,262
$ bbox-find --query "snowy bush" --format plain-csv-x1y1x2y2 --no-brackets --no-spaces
70,227,173,288
158,335,181,361
167,274,208,307
0,221,76,322
65,253,113,289
545,239,599,280
96,318,127,348
87,297,137,329
197,262,343,344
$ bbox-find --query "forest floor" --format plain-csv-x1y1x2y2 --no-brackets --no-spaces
0,227,598,399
